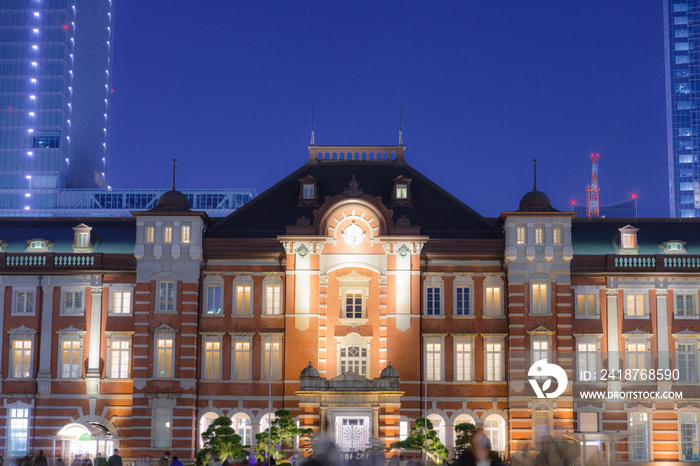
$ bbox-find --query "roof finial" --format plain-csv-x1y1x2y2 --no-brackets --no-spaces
398,104,403,146
310,104,315,146
171,158,177,191
533,158,538,191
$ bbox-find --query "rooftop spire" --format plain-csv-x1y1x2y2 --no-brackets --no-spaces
310,104,315,146
533,158,538,191
172,158,177,191
398,104,403,146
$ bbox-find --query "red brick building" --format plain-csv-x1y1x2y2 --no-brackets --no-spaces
1,145,699,465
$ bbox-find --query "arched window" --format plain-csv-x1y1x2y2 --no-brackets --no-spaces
260,412,277,432
232,413,252,446
427,414,445,444
484,414,506,453
199,412,219,448
338,333,370,378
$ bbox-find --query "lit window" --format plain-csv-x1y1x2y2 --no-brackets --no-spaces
233,338,251,379
345,291,364,319
8,407,30,456
163,226,172,243
454,341,473,381
29,240,45,250
396,184,408,199
622,233,635,248
485,341,503,381
534,227,544,244
110,339,130,379
626,294,647,317
154,408,172,448
145,226,155,243
627,342,649,371
262,336,282,380
265,284,282,315
60,338,81,378
532,340,549,363
181,225,191,243
12,340,32,378
629,412,649,462
112,290,132,315
63,290,84,315
455,286,471,316
76,232,89,248
577,342,598,380
484,415,505,452
235,285,252,315
302,183,315,199
533,410,551,445
678,342,698,382
203,340,221,379
156,338,174,377
340,345,368,377
576,293,598,317
681,413,699,461
531,283,548,314
516,227,526,244
205,285,222,315
425,341,443,381
677,293,696,317
426,286,441,315
667,242,684,252
158,281,176,312
14,291,35,314
232,413,252,446
553,227,562,245
399,421,409,440
485,286,502,316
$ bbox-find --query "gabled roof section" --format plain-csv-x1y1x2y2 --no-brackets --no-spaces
208,146,501,239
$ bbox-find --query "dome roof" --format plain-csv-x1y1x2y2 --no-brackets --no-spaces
300,362,320,379
154,190,190,212
380,362,400,379
518,189,558,213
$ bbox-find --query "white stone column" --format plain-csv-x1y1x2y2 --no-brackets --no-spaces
395,243,412,331
606,289,620,373
86,286,103,395
372,406,380,441
37,286,54,394
294,244,311,331
656,289,670,370
0,286,5,381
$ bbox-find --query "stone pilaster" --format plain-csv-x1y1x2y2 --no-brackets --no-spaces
86,286,103,395
37,285,54,395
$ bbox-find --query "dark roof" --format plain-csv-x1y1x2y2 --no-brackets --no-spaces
0,217,136,253
152,190,191,212
572,218,700,255
518,189,558,212
208,157,501,239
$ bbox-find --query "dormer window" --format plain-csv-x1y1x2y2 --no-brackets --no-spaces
26,238,51,252
303,184,315,199
298,175,318,206
30,241,45,250
662,240,686,254
72,223,92,252
622,233,635,248
392,175,412,206
618,225,639,254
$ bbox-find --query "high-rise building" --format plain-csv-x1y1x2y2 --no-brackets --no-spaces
0,0,113,211
664,0,700,217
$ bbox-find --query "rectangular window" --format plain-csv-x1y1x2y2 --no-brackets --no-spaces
485,286,502,316
531,283,548,314
425,341,442,381
15,290,35,314
455,287,471,316
676,42,690,51
158,281,175,312
426,287,441,315
576,293,598,317
534,227,544,244
154,408,172,448
454,341,473,381
399,421,409,440
156,338,173,377
76,232,89,247
12,340,32,378
205,285,222,314
112,290,132,315
163,226,173,243
345,291,363,319
678,342,697,382
302,183,315,199
203,340,221,379
233,340,251,379
181,225,191,243
340,345,368,377
622,233,636,248
110,339,130,379
60,339,81,378
485,342,503,381
627,342,649,371
626,294,646,317
533,340,549,363
516,227,526,244
396,184,408,199
674,4,689,12
675,16,689,25
577,342,597,380
145,226,155,243
677,293,696,317
262,337,282,380
8,408,30,456
533,410,551,442
63,290,83,315
265,284,282,315
676,29,690,38
553,227,562,244
629,412,649,462
235,285,252,315
681,412,699,462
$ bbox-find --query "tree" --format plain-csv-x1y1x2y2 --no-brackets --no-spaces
391,417,448,464
255,409,313,461
454,422,477,457
196,416,249,465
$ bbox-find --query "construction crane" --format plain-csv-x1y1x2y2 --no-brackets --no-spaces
586,153,600,218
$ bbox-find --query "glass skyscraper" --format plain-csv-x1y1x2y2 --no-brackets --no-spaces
0,0,113,211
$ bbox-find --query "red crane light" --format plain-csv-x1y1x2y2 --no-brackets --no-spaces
64,25,69,30
632,194,637,199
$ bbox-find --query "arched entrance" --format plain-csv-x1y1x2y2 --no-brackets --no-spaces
57,423,114,462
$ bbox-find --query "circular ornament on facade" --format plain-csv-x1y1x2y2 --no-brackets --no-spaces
342,223,366,247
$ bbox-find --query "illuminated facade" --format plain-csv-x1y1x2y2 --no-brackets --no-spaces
0,146,699,465
0,0,113,209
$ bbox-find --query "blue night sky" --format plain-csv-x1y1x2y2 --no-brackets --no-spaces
110,1,667,218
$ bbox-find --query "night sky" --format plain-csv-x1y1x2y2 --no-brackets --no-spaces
110,1,667,218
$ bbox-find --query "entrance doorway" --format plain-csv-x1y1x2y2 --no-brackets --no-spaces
335,416,370,453
57,423,114,462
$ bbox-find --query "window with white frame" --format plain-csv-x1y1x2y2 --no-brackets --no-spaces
205,284,222,315
532,339,550,363
531,283,548,314
264,283,282,315
14,290,35,315
485,339,504,381
681,412,699,462
111,289,132,315
302,183,315,199
676,293,697,317
516,226,526,244
399,420,409,440
62,289,84,315
425,339,443,381
427,414,445,444
577,341,598,380
11,338,33,378
60,336,82,378
621,231,637,249
234,281,252,316
395,184,408,199
29,240,47,250
76,232,90,248
344,291,364,319
454,338,474,382
425,285,442,316
338,272,370,323
626,341,650,371
232,413,252,446
626,293,647,317
534,227,544,245
576,292,598,317
484,414,506,452
202,337,222,380
553,227,562,245
181,225,191,243
155,336,174,378
261,335,282,380
340,345,368,377
533,409,551,444
153,408,172,448
484,281,503,316
158,281,176,313
145,226,155,243
163,226,173,243
677,341,698,382
455,284,473,316
629,412,649,462
8,406,30,456
232,336,252,380
109,336,131,379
